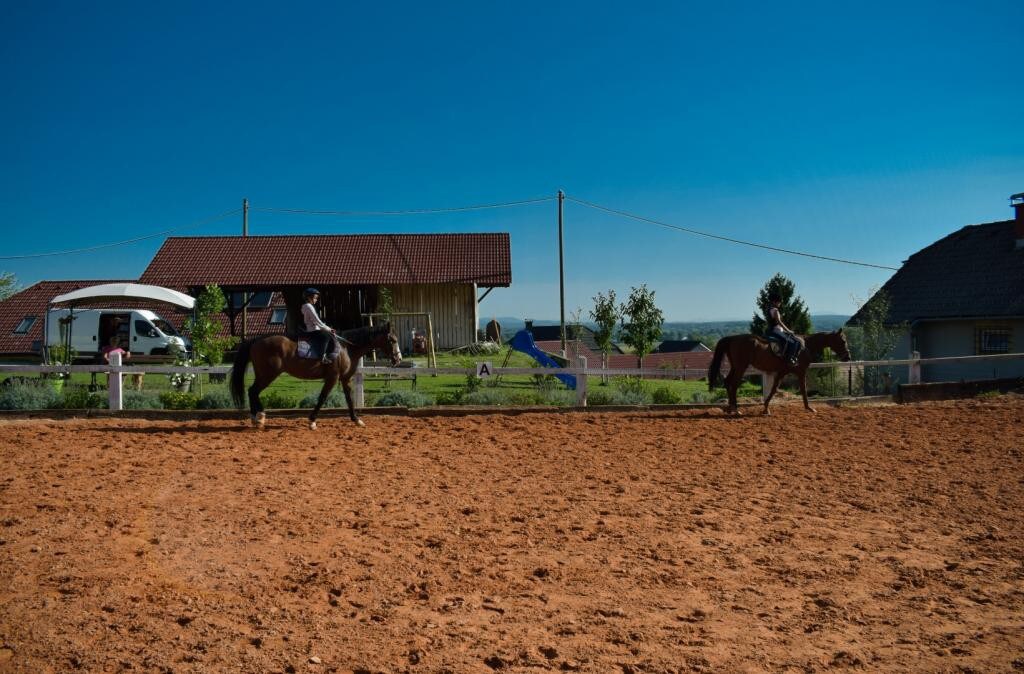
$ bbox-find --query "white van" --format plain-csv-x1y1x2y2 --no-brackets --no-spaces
47,308,189,359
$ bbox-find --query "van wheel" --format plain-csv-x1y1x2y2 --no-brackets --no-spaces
150,348,168,356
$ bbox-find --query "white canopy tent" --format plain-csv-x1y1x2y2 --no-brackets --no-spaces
49,283,195,309
45,283,195,362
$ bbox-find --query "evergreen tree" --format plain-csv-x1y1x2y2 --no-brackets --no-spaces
750,273,812,335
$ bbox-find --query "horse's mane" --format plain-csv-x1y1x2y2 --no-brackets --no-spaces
338,324,390,345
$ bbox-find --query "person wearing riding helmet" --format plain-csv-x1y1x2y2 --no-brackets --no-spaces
301,288,338,364
766,292,802,365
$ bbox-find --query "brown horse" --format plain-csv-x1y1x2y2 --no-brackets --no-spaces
707,329,851,415
230,323,401,429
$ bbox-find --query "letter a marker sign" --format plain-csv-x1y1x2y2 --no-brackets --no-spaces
476,362,493,378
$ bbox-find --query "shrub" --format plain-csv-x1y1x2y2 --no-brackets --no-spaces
689,390,714,404
62,386,108,409
197,389,234,409
260,390,298,409
651,386,683,405
463,389,539,406
536,388,575,406
375,390,435,408
159,391,199,410
434,389,465,406
0,384,63,411
616,376,648,398
299,390,346,408
123,391,164,410
587,387,652,406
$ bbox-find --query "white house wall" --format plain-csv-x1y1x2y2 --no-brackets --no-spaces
916,319,1024,382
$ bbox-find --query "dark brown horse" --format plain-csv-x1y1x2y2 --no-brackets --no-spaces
707,330,851,415
230,323,401,429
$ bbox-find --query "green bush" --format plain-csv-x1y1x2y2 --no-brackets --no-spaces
463,388,540,406
160,391,199,410
689,390,714,404
536,388,575,406
299,390,347,408
587,387,652,406
0,384,63,410
123,391,164,410
62,386,108,409
651,386,683,405
260,390,298,409
375,390,435,408
197,389,234,409
434,389,465,405
616,376,648,398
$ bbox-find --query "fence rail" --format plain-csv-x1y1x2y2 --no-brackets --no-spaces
2,352,1022,411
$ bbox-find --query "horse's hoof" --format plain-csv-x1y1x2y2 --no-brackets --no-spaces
356,419,365,427
255,412,266,428
806,406,816,414
309,421,317,431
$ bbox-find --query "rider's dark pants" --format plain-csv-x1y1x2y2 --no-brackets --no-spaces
303,330,332,358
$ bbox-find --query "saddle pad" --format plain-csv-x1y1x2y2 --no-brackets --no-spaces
296,339,315,359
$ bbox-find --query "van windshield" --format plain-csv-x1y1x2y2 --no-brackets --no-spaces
152,318,178,336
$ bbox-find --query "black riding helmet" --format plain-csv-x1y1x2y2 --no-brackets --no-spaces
304,287,320,299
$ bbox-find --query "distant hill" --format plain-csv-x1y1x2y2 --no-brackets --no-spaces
488,315,850,348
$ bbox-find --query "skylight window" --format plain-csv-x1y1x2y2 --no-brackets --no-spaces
13,316,36,334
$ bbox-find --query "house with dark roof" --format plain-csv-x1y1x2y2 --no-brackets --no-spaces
0,232,512,358
524,322,624,355
652,339,711,354
848,194,1024,383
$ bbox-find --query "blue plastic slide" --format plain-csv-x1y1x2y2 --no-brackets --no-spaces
508,329,576,389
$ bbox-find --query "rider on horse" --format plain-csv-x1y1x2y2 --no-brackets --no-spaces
301,287,339,364
766,292,801,365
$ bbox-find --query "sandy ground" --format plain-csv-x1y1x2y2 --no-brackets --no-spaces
1,398,1022,673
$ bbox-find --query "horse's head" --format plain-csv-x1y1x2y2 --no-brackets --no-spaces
829,328,852,362
374,322,402,366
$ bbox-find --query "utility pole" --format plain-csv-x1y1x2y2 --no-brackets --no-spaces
241,198,248,340
558,189,566,355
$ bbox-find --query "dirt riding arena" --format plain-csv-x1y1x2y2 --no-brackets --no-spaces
1,398,1022,673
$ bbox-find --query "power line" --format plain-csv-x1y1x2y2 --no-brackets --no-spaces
565,195,900,271
0,208,242,260
251,195,557,216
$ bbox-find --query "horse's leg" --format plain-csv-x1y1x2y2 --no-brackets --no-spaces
763,371,783,415
248,376,268,428
725,369,742,415
340,374,364,427
308,371,339,431
798,369,815,412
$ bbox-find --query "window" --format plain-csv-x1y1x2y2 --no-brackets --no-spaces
231,291,272,309
135,320,158,338
269,308,287,325
976,326,1011,354
13,316,36,334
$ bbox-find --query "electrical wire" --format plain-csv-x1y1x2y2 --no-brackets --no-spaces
251,195,557,216
565,195,899,271
0,208,243,260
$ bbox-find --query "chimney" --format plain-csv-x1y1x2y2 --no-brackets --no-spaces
1013,192,1024,249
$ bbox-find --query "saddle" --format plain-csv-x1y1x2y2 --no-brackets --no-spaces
296,332,339,361
764,333,801,361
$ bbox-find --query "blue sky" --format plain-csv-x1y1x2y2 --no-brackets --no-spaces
2,1,1022,321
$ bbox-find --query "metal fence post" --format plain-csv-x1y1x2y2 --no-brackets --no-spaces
576,356,587,407
108,352,123,411
909,350,921,384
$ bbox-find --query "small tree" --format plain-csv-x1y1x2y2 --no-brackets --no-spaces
590,290,619,382
0,272,18,302
187,285,238,367
620,284,664,369
848,288,905,395
750,273,812,335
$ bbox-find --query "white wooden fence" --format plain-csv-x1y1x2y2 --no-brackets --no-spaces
1,351,1022,411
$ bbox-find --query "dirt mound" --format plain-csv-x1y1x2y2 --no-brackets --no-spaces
1,398,1022,672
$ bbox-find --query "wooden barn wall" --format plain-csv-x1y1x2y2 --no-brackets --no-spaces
389,284,477,351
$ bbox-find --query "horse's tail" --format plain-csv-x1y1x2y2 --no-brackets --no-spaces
708,337,730,390
229,338,255,408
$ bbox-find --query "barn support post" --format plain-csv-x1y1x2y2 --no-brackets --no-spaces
575,355,588,407
909,350,921,384
108,351,123,411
